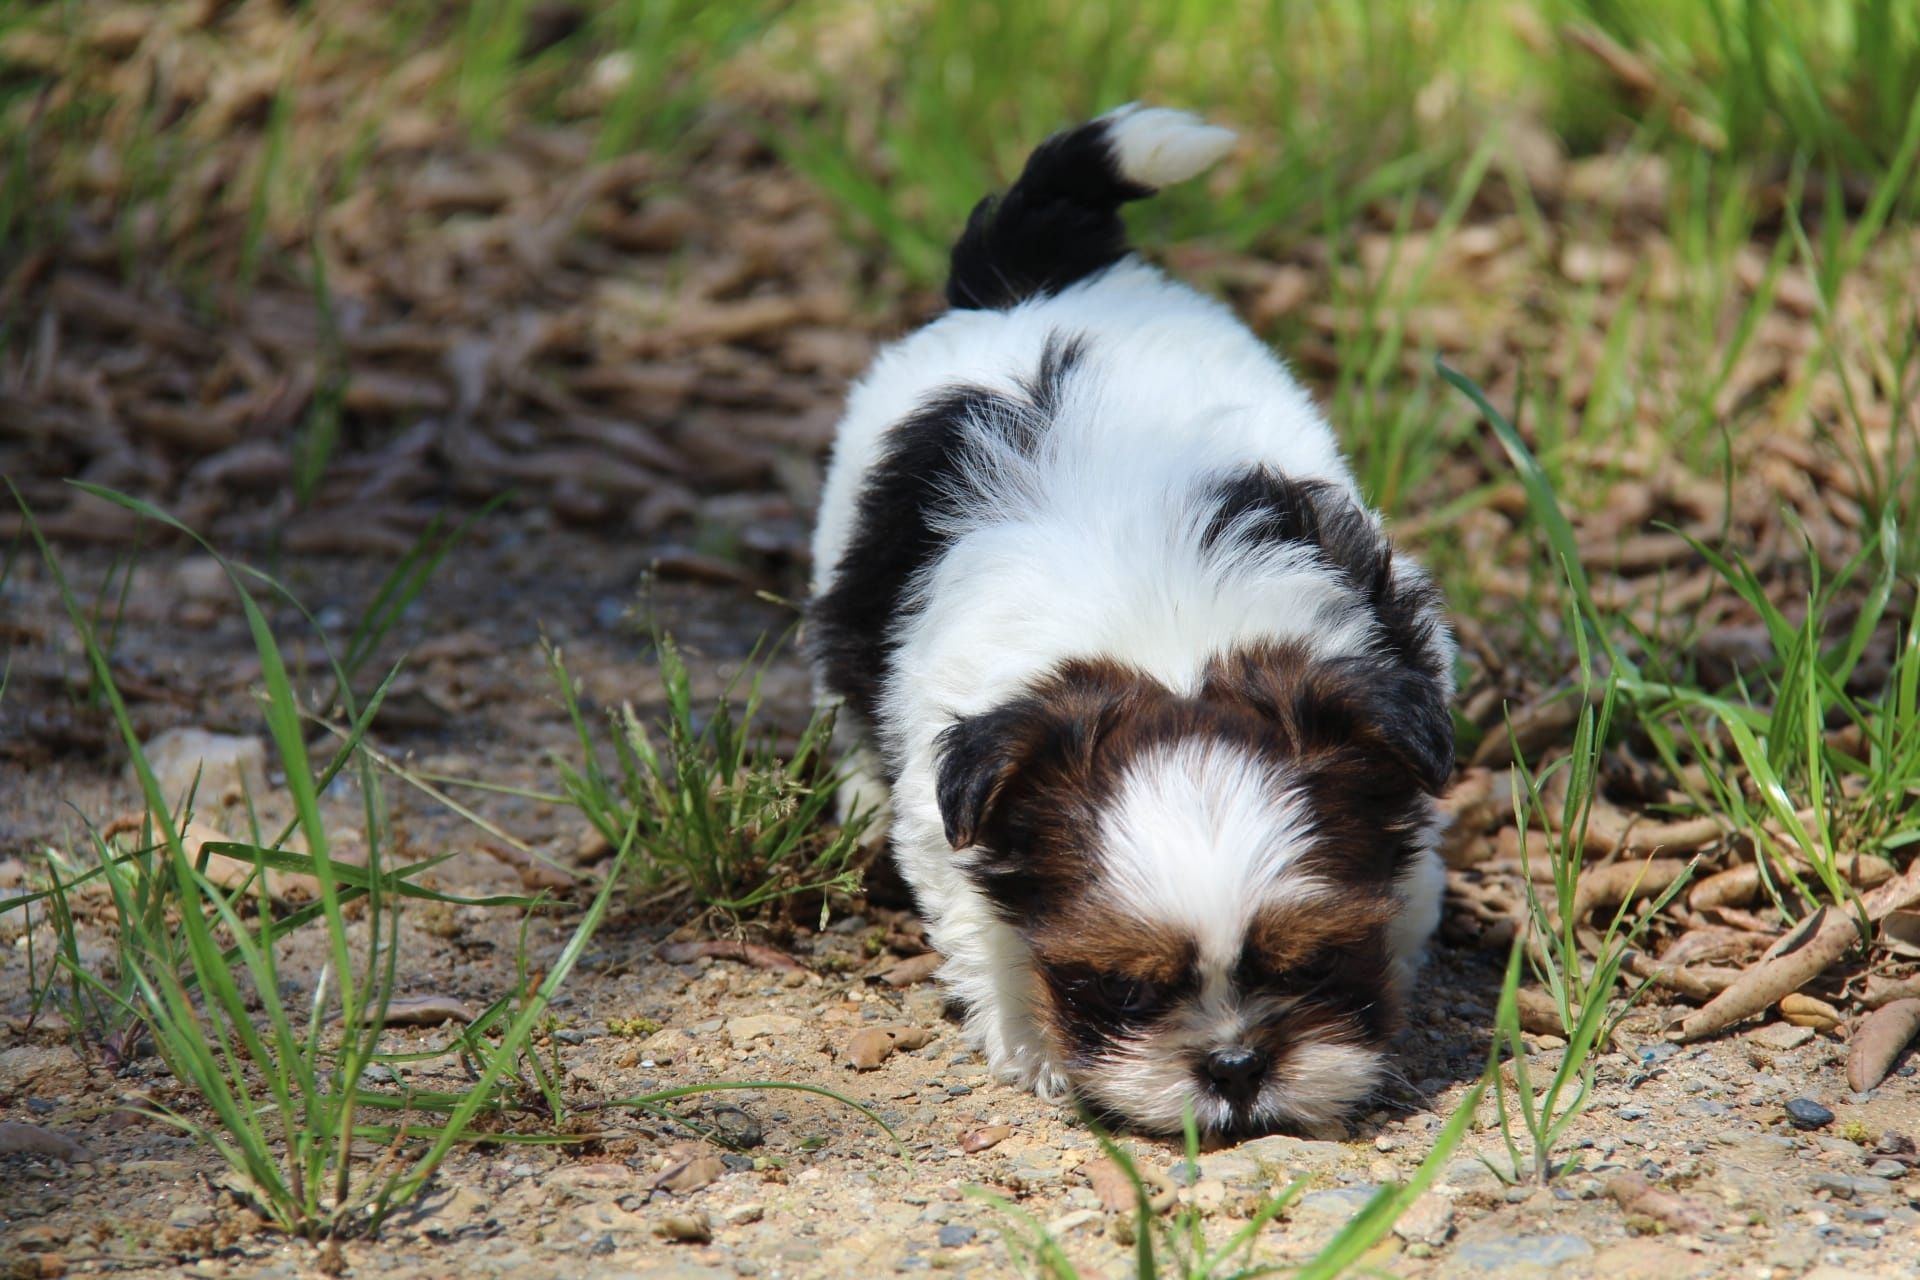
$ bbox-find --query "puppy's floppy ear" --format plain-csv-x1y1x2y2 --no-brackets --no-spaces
1304,655,1455,795
934,703,1035,850
1207,645,1455,796
934,662,1142,851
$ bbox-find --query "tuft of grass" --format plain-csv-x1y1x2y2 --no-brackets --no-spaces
290,237,347,508
591,0,783,159
551,631,871,921
1324,134,1497,516
1629,526,1917,923
454,0,542,141
1449,357,1919,1178
1493,671,1694,1187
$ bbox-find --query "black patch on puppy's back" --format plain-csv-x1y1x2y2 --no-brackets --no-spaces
808,337,1086,759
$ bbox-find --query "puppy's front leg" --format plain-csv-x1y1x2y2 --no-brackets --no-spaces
944,906,1073,1103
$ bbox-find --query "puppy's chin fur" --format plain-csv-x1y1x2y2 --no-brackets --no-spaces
806,105,1456,1136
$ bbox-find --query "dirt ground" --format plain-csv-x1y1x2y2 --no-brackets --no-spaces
4,531,1920,1280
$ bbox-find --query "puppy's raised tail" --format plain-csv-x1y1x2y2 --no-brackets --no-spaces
946,104,1236,311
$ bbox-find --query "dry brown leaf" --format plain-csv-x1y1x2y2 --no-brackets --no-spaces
1437,767,1502,868
1571,856,1690,922
1470,696,1581,767
368,995,477,1027
1863,973,1920,1009
1082,1157,1134,1212
653,1152,726,1195
889,1025,934,1051
1848,999,1920,1092
1879,910,1920,959
1606,1171,1716,1233
845,1024,932,1069
845,1027,897,1071
1515,987,1567,1037
0,1121,93,1165
1623,950,1738,1001
1658,926,1770,969
877,952,943,987
962,1125,1013,1154
654,1212,713,1242
1778,993,1843,1031
1674,863,1920,1041
1688,865,1761,912
659,939,805,972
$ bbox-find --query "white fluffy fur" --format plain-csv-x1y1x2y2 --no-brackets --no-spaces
1100,103,1238,189
1099,741,1324,966
810,252,1452,1107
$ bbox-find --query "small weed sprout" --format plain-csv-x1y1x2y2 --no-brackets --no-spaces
1494,672,1694,1188
550,632,872,921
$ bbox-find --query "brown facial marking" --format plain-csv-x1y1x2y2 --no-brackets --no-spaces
1241,897,1398,975
1026,908,1198,1061
1238,897,1401,1043
1029,909,1195,988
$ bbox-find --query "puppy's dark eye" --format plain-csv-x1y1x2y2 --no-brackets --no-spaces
1056,968,1163,1020
1094,972,1160,1016
1280,951,1341,997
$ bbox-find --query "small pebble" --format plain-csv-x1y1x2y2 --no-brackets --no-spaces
655,1212,713,1243
1750,1023,1816,1052
937,1224,977,1248
1866,1160,1906,1179
946,1084,973,1096
1785,1098,1835,1130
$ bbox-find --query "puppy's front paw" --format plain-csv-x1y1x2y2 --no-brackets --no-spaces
1030,1061,1074,1105
986,1042,1072,1104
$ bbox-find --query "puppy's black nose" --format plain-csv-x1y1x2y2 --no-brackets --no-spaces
1206,1047,1269,1105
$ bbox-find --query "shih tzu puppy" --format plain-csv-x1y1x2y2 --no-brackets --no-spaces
807,105,1454,1136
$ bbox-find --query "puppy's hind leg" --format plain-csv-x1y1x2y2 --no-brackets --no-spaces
827,708,892,836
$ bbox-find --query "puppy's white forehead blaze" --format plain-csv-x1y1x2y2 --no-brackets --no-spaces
1097,739,1322,967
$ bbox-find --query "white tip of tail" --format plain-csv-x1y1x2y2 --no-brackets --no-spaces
1101,104,1237,189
